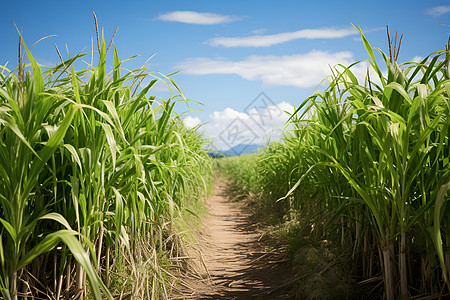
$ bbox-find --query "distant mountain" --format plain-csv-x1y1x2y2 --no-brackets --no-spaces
207,144,264,157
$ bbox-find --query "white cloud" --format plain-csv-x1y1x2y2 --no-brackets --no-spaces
183,116,201,129
176,50,369,88
202,102,295,149
210,107,250,121
412,56,423,62
206,27,357,47
155,11,242,25
426,5,450,17
250,28,267,35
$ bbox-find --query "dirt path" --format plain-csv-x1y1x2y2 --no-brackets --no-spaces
172,179,295,299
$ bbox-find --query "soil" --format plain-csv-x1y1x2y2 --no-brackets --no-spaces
171,178,295,300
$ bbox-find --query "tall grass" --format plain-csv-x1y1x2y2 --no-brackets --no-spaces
222,28,449,299
0,21,211,299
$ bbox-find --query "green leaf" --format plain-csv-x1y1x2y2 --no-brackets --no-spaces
18,230,113,300
63,144,82,171
385,82,412,105
21,37,44,96
24,105,79,197
100,122,117,168
102,100,127,144
352,24,384,82
0,218,17,244
40,213,72,230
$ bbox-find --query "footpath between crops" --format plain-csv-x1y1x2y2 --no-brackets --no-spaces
171,178,295,299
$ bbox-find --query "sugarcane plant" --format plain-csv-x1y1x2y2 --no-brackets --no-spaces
220,26,449,299
0,15,211,300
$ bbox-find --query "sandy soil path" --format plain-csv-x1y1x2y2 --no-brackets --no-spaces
172,178,295,300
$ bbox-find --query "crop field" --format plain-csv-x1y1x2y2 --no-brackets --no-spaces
0,24,212,299
0,15,449,300
220,29,449,299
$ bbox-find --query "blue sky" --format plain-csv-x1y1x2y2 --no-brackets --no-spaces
1,0,449,150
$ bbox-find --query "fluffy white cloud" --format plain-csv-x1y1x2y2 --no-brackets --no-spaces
155,11,242,25
202,102,295,149
210,107,250,122
206,27,357,47
426,6,450,17
183,116,201,129
177,50,369,88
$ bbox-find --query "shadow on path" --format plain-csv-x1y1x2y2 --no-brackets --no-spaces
172,179,295,300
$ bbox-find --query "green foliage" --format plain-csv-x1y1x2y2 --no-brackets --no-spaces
221,30,450,299
0,29,211,299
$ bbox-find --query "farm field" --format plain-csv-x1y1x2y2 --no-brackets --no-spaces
216,29,450,299
0,7,449,300
0,26,213,299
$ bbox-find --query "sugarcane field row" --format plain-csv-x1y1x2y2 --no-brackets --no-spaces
0,19,449,300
